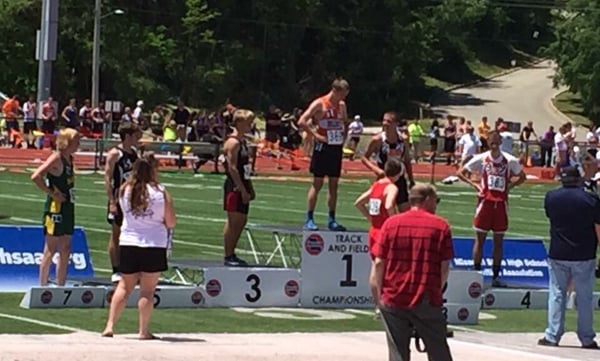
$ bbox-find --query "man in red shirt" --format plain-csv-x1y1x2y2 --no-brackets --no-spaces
457,131,526,287
370,183,454,361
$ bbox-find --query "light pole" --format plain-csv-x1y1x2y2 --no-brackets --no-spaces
91,2,125,107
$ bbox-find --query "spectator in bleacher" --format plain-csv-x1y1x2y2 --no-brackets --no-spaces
554,123,575,176
408,118,425,163
60,98,78,129
121,107,133,123
586,125,598,158
150,105,164,136
30,128,81,286
539,166,599,349
23,96,37,148
2,94,20,147
477,116,491,151
101,153,176,340
498,123,514,155
78,99,92,129
347,114,363,160
162,120,177,142
222,109,256,266
457,125,481,167
41,97,57,135
91,102,106,136
429,118,440,156
519,120,538,156
265,105,282,145
173,101,190,141
133,100,145,125
540,125,556,168
443,116,456,165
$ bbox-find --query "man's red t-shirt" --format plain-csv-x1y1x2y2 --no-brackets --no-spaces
371,208,454,309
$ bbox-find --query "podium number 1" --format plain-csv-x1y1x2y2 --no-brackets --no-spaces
340,254,357,287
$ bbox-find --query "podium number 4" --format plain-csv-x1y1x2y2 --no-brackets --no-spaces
340,254,357,287
521,291,531,309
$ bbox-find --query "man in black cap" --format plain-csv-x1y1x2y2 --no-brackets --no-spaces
539,166,600,349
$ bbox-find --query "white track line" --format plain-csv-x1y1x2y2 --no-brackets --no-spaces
0,312,81,332
450,339,581,361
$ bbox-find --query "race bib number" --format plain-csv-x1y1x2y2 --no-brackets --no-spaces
327,130,344,145
69,188,76,203
243,164,252,180
368,198,381,216
487,175,505,192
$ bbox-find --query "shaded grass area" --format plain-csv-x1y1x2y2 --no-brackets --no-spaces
553,91,593,127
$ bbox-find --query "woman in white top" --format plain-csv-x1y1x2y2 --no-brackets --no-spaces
102,154,176,340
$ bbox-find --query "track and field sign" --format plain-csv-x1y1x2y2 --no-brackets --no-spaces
300,231,374,309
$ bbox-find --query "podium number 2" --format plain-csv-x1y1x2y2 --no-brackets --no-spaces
340,254,357,287
521,291,531,308
245,274,262,303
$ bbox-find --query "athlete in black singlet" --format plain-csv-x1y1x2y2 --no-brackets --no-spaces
361,111,415,212
104,123,141,282
222,109,256,267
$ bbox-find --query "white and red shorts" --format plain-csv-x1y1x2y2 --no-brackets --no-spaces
473,198,508,234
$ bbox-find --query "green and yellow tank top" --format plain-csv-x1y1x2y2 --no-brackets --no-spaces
44,155,75,214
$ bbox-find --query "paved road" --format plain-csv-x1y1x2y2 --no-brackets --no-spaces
432,61,574,136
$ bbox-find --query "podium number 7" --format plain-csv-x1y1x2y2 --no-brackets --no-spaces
340,254,357,287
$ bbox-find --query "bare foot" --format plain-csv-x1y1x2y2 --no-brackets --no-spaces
101,330,114,338
139,333,159,340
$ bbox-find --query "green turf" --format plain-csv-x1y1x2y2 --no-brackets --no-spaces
0,170,596,335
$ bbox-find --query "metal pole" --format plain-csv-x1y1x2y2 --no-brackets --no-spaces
36,0,58,107
91,0,101,107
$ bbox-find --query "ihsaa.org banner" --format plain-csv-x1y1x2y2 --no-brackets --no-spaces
0,225,94,292
451,237,549,289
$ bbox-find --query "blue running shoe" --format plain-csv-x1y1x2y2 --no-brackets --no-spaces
328,221,346,231
304,219,319,231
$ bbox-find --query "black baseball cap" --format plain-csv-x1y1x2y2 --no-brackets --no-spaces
560,166,581,185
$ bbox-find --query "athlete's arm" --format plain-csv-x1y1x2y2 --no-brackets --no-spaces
224,138,250,197
353,189,372,222
384,184,399,215
31,153,65,201
297,100,327,143
163,188,177,229
61,106,69,122
361,136,384,177
104,148,120,205
339,101,348,137
457,153,483,191
402,145,415,187
508,159,526,189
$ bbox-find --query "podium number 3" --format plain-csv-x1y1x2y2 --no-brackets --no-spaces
340,254,357,287
245,274,262,303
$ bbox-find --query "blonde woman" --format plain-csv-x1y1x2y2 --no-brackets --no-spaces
30,128,81,286
102,154,176,340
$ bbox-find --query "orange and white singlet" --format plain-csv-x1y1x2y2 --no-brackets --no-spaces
316,96,344,146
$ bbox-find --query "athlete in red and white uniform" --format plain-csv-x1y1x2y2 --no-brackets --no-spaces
354,157,404,257
457,131,526,287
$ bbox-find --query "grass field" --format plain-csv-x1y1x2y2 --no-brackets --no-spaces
0,169,599,335
553,91,592,127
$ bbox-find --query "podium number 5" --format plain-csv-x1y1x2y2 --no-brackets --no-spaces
340,254,357,287
245,274,262,303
